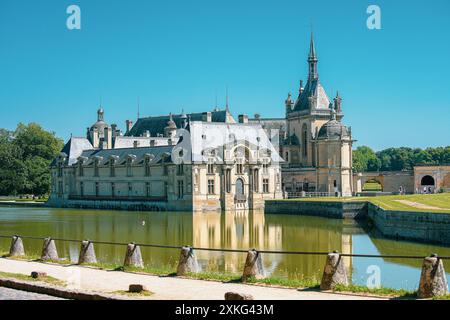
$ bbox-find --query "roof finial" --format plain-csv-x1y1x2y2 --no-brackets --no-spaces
137,96,140,119
225,86,229,112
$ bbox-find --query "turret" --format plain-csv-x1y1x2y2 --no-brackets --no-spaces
164,113,177,138
334,91,342,113
285,93,294,116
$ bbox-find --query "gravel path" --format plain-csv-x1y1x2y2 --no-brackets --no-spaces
0,286,65,300
0,258,384,300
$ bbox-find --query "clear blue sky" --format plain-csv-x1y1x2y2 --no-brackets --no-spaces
0,0,449,150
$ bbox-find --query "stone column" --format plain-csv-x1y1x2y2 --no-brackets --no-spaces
242,249,265,281
41,237,59,261
123,243,144,269
320,252,349,290
9,236,25,257
177,246,199,276
78,240,97,264
418,254,449,298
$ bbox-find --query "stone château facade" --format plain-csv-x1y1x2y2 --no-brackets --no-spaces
49,34,357,210
49,108,283,211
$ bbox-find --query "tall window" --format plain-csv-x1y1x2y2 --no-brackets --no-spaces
177,164,184,176
58,181,63,196
94,159,99,177
236,160,243,175
126,158,133,177
146,182,151,197
78,162,84,177
110,159,115,177
111,182,115,197
163,164,168,176
177,180,184,199
128,182,133,195
95,182,99,197
302,124,308,157
208,179,215,195
263,179,269,193
262,160,269,174
80,182,84,196
145,158,151,177
58,164,63,178
207,159,214,174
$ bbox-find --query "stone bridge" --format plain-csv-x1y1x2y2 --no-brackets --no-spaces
353,171,414,194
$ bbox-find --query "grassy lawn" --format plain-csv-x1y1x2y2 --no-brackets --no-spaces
362,182,383,192
284,193,450,213
0,271,66,286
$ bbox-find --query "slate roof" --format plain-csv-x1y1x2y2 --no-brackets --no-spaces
54,137,93,166
77,145,175,166
127,110,232,137
292,79,330,112
114,136,175,149
189,121,283,163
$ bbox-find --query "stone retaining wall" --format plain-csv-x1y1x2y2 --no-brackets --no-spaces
265,200,368,219
367,203,450,245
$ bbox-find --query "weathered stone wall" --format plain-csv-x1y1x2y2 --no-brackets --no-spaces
368,203,450,245
265,200,368,219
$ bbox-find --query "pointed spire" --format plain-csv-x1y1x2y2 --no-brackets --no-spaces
307,32,318,80
308,32,317,60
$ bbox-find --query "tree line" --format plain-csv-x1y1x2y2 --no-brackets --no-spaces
0,124,64,197
353,146,450,173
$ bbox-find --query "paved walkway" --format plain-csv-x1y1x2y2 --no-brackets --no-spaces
0,258,383,300
0,287,65,300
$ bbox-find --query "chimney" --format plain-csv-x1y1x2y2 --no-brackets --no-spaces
238,114,249,124
111,124,117,137
125,120,133,134
104,127,112,149
202,112,212,122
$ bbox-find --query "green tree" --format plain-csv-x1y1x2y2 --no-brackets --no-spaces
0,140,28,195
10,123,64,196
353,146,380,172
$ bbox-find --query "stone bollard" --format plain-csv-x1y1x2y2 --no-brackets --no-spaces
225,292,254,300
78,240,97,264
31,271,47,279
177,246,199,276
9,235,25,257
418,254,449,298
41,237,59,261
129,284,146,293
320,251,349,290
123,243,144,269
242,249,265,282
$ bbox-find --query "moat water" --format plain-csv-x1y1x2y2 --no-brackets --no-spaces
0,206,449,291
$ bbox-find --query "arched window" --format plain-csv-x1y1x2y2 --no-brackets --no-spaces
236,178,244,196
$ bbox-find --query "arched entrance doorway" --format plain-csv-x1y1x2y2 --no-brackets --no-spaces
420,175,435,193
362,179,383,192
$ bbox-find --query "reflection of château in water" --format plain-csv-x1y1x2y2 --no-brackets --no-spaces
191,211,355,277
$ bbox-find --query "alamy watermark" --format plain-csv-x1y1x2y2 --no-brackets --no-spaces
66,5,81,30
367,5,382,30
